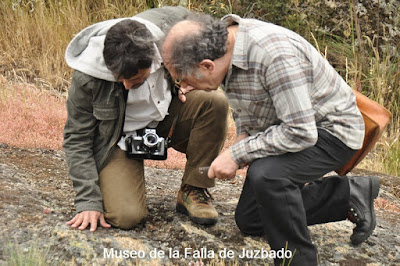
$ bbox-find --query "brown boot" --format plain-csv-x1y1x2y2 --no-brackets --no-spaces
176,184,218,225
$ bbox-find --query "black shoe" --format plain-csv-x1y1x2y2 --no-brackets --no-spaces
348,176,380,245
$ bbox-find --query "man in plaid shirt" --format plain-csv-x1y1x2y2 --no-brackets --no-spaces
162,13,380,265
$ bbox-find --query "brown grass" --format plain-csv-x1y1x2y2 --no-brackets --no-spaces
375,197,400,213
0,75,66,150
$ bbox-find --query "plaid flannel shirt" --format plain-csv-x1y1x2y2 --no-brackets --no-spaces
222,15,365,166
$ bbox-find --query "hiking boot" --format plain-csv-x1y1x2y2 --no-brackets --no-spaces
176,184,218,225
348,176,380,245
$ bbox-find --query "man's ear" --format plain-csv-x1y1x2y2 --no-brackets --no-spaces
199,59,215,72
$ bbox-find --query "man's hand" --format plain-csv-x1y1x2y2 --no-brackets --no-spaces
208,149,239,180
177,86,195,103
66,210,111,232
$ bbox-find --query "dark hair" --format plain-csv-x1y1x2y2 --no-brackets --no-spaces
166,13,228,79
103,19,155,79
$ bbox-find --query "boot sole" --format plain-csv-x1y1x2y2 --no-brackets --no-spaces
351,176,380,245
370,176,380,199
176,203,218,226
368,176,380,236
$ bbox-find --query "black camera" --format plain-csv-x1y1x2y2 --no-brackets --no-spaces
126,129,167,160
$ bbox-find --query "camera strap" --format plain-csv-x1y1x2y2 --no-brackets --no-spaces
166,114,179,146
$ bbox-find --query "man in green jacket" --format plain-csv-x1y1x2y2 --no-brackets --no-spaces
63,6,228,232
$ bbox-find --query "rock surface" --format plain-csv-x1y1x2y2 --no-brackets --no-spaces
0,145,399,265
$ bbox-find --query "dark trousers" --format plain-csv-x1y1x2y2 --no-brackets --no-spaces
235,129,358,265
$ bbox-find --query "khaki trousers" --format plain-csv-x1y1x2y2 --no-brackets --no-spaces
99,90,228,229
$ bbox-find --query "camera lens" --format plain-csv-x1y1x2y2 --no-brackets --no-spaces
147,135,157,144
143,133,159,147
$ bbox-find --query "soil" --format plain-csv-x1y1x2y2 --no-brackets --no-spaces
0,144,399,265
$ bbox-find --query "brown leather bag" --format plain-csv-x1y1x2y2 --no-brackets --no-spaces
335,90,392,176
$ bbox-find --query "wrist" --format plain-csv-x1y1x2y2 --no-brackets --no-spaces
75,202,104,214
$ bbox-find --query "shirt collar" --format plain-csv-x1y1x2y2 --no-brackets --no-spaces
150,44,163,74
221,14,249,71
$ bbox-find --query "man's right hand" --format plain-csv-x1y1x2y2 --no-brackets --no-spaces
66,210,111,232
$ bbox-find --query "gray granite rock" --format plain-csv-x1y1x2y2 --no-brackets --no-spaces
0,146,399,265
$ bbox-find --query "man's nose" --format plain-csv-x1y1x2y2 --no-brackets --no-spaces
122,80,133,90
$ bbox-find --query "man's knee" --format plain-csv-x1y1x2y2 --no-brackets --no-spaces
210,90,229,114
246,159,297,201
189,90,229,117
234,209,264,236
248,157,289,181
105,206,148,230
234,210,250,234
247,160,273,188
208,90,229,120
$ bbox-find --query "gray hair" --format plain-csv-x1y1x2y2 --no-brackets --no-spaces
167,13,228,79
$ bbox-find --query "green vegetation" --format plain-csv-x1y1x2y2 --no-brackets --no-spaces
0,0,398,175
4,241,52,266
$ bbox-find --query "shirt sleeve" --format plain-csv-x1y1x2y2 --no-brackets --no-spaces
230,54,318,165
63,72,104,213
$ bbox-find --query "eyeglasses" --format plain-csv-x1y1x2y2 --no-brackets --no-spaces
162,65,184,92
174,78,182,88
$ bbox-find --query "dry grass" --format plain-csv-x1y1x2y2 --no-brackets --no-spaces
0,75,66,150
0,0,150,91
4,240,51,266
375,197,400,213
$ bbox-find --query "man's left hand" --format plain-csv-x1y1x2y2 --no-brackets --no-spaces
208,149,239,180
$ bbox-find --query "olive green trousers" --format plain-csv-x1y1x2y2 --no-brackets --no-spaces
99,89,229,229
